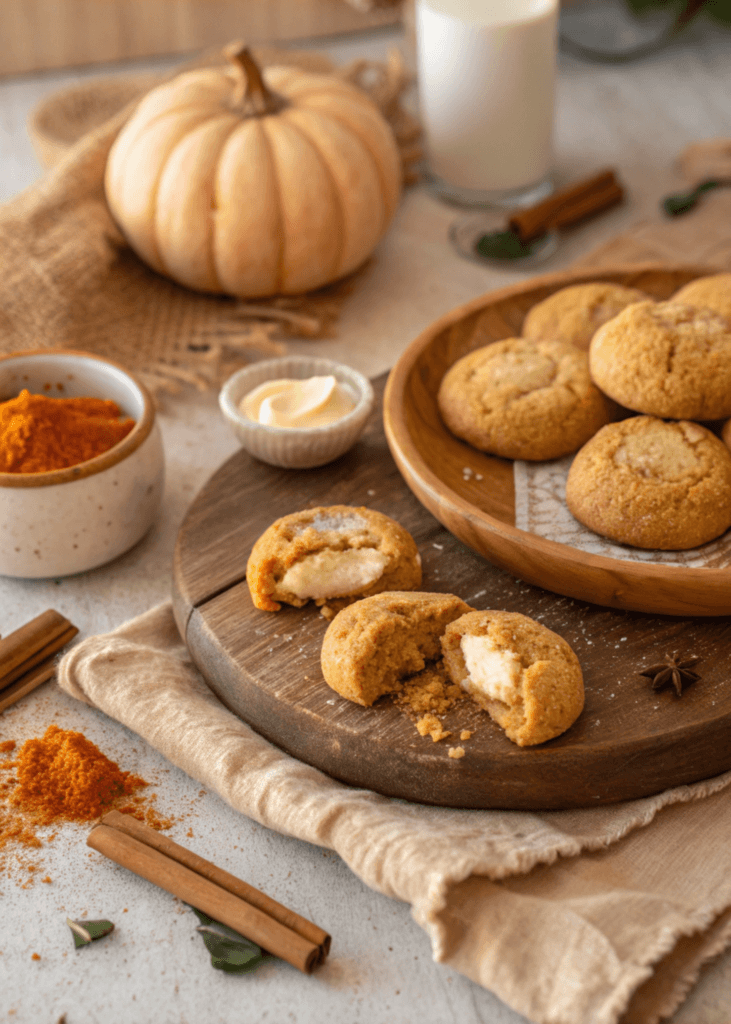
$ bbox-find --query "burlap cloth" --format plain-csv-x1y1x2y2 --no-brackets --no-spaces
57,603,731,1024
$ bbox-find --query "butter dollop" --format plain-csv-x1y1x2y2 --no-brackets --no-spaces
241,376,356,429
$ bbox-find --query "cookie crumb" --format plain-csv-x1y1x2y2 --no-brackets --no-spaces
320,605,336,620
459,730,473,741
416,714,451,742
448,746,465,759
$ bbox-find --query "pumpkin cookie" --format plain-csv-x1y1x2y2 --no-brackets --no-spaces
672,273,731,324
437,337,615,461
247,506,422,613
566,417,731,550
589,300,731,420
321,591,472,706
522,282,649,350
441,611,584,747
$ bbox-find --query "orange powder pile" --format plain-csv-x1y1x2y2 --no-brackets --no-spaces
0,726,173,885
0,389,135,474
9,724,147,824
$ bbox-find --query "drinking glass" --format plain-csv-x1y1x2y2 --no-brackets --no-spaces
415,0,559,209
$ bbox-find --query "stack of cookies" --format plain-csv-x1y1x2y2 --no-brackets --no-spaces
437,273,731,551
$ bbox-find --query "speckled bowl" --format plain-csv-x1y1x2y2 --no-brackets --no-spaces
219,356,374,469
0,349,164,578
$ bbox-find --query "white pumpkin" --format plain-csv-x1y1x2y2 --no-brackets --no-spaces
104,45,402,298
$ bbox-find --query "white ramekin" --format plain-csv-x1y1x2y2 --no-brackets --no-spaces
0,349,164,578
219,356,374,469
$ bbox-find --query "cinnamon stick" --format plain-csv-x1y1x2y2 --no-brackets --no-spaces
0,656,58,714
101,811,330,958
88,816,327,973
509,169,624,242
0,609,75,687
0,625,77,691
0,609,78,711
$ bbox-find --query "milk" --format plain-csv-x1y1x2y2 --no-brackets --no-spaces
416,0,558,204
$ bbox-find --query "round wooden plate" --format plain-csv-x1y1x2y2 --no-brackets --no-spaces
383,263,731,616
173,376,731,810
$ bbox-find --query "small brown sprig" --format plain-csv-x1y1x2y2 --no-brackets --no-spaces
640,655,701,697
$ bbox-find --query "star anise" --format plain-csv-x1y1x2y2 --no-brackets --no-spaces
640,654,701,697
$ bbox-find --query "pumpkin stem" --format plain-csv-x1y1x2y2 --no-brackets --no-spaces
225,42,288,118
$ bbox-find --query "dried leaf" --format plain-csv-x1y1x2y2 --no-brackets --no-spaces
67,917,114,949
190,907,265,974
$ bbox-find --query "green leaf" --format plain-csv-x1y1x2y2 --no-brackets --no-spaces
662,179,722,217
189,907,265,974
67,918,114,949
475,229,542,261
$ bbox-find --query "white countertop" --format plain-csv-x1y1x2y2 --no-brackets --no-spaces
3,20,731,1024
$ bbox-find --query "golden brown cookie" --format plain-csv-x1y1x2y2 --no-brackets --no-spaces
589,300,731,420
321,591,472,706
672,273,731,323
565,416,731,550
522,282,649,350
441,610,584,747
247,506,422,613
437,337,615,461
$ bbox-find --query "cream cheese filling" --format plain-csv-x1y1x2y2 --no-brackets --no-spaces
460,634,522,704
280,548,389,600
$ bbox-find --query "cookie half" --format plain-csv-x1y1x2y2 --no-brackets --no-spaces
321,591,472,706
566,417,731,549
672,273,731,324
437,337,614,461
441,611,584,747
247,506,422,612
589,300,731,420
522,282,649,350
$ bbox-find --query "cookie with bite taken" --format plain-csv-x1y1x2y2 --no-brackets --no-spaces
246,505,422,615
441,610,584,747
320,591,471,706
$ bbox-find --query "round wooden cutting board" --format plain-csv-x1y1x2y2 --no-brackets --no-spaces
173,377,731,811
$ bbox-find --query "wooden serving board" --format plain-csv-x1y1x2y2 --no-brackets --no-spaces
173,376,731,810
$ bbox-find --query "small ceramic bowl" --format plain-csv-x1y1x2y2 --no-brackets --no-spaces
219,356,374,469
0,349,164,578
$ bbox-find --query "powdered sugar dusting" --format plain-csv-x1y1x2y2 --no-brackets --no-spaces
302,513,367,533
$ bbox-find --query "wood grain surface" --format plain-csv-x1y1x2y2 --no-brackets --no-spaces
384,263,731,617
0,0,399,78
173,375,731,810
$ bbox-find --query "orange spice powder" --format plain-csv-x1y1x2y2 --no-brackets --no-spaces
10,725,147,824
0,389,135,474
0,726,173,885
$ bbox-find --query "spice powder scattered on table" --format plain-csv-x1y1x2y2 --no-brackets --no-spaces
0,726,174,887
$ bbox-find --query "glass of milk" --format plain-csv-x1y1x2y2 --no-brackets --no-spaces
416,0,559,208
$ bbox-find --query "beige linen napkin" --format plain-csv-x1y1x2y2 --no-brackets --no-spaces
58,603,731,1024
